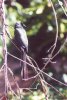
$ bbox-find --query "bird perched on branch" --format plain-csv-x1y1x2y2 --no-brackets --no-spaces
14,22,28,79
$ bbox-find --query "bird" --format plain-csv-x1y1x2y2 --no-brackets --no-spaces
14,22,28,79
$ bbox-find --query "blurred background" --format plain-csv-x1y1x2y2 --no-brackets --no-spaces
0,0,67,99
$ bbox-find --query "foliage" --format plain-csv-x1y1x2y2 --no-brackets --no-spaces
0,0,67,99
8,88,67,100
0,0,67,62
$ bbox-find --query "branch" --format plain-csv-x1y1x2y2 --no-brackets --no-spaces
1,0,8,95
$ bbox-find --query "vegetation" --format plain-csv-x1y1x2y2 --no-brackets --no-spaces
0,0,67,99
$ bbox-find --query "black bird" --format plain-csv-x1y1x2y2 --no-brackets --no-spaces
14,22,28,79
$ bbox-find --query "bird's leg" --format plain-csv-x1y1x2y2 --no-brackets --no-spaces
21,48,28,79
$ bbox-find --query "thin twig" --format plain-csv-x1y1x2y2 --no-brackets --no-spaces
48,0,58,57
0,64,4,72
58,0,67,16
7,52,67,87
43,80,66,98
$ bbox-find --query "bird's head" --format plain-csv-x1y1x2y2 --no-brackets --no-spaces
14,22,22,28
15,22,26,29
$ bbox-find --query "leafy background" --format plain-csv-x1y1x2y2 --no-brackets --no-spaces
0,0,67,99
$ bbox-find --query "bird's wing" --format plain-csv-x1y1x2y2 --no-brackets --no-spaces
16,28,28,51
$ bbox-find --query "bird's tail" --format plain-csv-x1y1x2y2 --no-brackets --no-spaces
21,50,28,79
